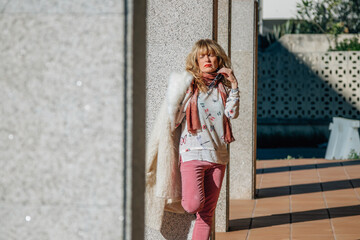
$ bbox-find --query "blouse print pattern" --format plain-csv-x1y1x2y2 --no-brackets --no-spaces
175,85,240,165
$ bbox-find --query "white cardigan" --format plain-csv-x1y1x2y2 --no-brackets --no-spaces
145,71,193,230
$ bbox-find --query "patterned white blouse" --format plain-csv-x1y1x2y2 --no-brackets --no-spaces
175,85,240,165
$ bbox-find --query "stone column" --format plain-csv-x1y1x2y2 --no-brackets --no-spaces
213,0,231,235
0,0,146,239
145,1,213,239
230,0,258,200
213,2,258,238
214,1,258,236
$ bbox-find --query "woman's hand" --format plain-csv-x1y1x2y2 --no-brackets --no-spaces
217,67,238,89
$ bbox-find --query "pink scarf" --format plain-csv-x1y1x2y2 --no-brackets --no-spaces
186,72,235,144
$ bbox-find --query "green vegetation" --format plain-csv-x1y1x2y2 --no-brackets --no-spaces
261,0,360,51
296,0,360,35
285,155,304,160
329,37,360,51
265,20,301,45
348,149,360,160
261,20,301,50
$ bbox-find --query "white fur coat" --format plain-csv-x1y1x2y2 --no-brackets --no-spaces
145,71,193,230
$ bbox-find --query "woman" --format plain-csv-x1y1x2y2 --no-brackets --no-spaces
145,39,240,240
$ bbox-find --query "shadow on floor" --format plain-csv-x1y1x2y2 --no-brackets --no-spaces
256,178,360,198
256,159,360,174
229,204,360,231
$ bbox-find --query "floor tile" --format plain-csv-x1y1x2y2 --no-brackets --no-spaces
215,231,248,240
217,158,360,239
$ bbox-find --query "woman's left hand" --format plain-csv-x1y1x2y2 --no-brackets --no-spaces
217,67,238,89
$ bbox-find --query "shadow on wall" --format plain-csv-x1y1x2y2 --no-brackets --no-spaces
160,212,195,239
257,42,360,148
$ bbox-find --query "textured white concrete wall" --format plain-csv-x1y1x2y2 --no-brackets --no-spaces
262,0,299,19
270,34,360,52
145,0,213,239
0,0,145,239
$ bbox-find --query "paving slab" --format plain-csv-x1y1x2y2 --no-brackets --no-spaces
216,159,360,240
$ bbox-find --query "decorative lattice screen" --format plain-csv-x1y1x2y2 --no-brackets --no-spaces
257,51,360,120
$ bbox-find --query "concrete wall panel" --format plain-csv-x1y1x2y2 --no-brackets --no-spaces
0,0,146,239
3,0,123,13
146,0,213,136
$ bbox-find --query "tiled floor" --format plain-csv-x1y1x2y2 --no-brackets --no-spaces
216,158,360,240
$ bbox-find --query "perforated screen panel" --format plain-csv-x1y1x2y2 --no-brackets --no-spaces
257,51,360,120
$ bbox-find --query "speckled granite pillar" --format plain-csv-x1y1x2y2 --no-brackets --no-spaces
0,0,146,239
229,0,258,200
214,0,230,234
145,0,213,239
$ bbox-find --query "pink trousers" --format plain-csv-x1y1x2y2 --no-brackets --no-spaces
180,158,226,240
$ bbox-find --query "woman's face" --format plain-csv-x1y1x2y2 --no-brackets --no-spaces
197,51,219,73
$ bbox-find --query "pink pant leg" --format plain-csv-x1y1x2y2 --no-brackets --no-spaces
192,163,225,240
180,160,207,214
180,159,226,240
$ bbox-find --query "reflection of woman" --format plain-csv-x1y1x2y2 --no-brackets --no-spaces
146,39,240,240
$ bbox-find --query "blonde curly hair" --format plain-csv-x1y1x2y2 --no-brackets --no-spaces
186,39,232,93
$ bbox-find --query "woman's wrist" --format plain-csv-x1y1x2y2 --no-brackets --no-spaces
231,82,238,89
